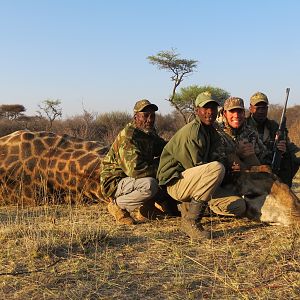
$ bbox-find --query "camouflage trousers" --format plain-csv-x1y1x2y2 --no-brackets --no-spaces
115,177,158,212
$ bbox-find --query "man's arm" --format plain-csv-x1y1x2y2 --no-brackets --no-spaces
118,136,157,179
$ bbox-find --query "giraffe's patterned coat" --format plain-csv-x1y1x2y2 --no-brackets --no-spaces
0,130,109,205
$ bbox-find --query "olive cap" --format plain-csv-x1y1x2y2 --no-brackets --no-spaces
250,92,269,105
195,91,219,107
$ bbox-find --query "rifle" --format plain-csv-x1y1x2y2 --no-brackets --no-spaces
271,88,290,172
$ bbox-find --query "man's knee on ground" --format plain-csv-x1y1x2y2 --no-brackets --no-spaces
227,198,246,217
209,197,246,217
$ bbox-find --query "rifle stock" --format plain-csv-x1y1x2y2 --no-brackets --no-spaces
271,88,290,172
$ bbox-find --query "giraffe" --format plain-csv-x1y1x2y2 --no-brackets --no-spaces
231,165,300,226
0,130,109,205
0,130,299,226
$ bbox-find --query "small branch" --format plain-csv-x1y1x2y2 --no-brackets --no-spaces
0,258,62,276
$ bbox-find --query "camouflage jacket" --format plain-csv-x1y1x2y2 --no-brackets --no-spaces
246,115,300,165
213,119,268,166
246,116,279,149
100,122,166,198
157,116,224,186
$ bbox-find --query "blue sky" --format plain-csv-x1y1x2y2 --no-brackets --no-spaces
1,0,299,117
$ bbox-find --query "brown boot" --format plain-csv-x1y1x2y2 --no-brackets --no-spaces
178,202,189,216
131,201,166,223
130,207,149,223
107,202,135,225
181,201,210,240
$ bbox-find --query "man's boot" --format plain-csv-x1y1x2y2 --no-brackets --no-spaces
131,199,166,223
178,202,189,216
181,200,210,240
107,202,135,225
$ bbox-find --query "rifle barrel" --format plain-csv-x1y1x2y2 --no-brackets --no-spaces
279,88,290,125
271,88,290,172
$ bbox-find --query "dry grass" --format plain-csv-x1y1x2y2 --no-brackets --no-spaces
0,175,300,299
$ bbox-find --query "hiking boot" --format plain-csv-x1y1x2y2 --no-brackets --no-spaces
131,201,166,223
178,202,189,216
180,200,210,240
107,202,135,225
130,207,149,223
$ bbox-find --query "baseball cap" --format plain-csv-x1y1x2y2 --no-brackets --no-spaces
224,97,245,111
133,99,158,113
250,92,269,106
195,91,219,107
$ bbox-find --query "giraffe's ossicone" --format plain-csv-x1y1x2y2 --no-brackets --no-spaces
0,130,109,206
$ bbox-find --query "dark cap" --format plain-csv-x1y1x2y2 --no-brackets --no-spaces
250,92,269,105
195,91,219,107
133,99,158,113
224,97,245,111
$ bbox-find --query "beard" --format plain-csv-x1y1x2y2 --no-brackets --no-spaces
142,125,156,134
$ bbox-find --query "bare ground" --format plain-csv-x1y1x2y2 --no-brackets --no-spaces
0,176,300,299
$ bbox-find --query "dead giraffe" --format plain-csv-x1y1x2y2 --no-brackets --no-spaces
0,130,299,226
0,130,109,205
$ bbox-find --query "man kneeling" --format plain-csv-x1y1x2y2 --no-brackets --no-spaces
100,99,166,224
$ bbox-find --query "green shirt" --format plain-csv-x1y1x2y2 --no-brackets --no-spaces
157,116,222,186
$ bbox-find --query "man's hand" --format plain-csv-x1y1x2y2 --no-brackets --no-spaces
231,161,241,172
237,139,255,158
277,140,286,153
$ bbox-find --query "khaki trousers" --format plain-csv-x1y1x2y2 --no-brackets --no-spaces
166,161,225,202
209,185,246,217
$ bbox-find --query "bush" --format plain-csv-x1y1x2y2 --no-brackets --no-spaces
95,111,131,145
155,112,184,141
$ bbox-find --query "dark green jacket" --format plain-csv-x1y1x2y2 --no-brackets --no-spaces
246,116,279,150
157,116,222,186
100,122,166,198
246,115,300,163
246,115,300,186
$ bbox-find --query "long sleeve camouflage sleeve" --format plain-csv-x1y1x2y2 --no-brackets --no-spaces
100,123,166,198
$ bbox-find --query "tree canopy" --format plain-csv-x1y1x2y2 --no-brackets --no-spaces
147,49,197,123
37,99,62,130
173,85,230,121
0,104,26,120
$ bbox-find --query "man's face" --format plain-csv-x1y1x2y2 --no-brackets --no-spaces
195,102,218,126
134,108,156,131
249,101,268,123
224,108,245,129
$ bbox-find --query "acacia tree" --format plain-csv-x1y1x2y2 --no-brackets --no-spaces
37,99,62,130
173,85,230,121
0,104,26,120
147,49,197,123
